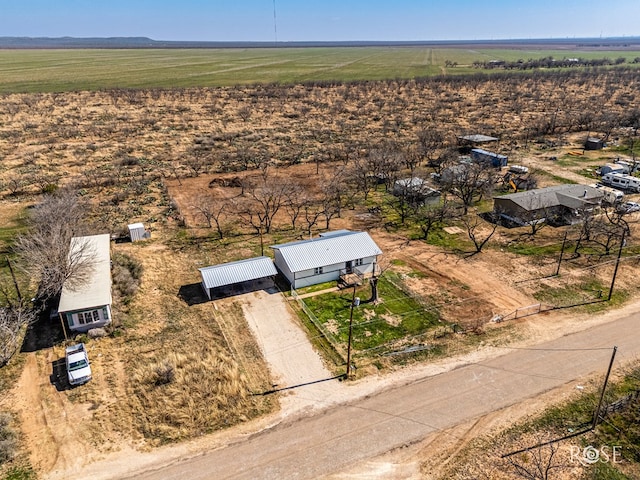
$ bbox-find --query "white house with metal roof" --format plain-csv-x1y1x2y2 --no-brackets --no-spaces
199,256,278,300
58,234,113,333
270,230,382,289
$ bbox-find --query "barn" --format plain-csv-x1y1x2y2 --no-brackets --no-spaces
199,256,278,300
271,230,382,289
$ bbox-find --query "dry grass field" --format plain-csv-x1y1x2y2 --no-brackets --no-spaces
1,66,640,478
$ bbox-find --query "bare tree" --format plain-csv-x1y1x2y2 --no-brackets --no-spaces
283,184,307,230
13,191,94,302
440,161,496,214
302,203,323,237
461,212,499,257
193,194,229,239
503,441,567,480
368,141,403,191
413,200,457,241
416,128,445,163
0,303,35,367
236,175,291,234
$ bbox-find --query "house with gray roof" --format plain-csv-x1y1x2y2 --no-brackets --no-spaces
271,230,382,289
493,184,604,226
58,234,113,333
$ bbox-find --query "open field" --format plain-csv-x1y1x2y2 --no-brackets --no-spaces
2,64,640,479
2,46,640,93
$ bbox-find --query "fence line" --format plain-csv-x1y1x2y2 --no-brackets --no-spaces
291,288,346,362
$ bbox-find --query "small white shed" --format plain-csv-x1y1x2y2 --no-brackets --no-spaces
128,223,149,242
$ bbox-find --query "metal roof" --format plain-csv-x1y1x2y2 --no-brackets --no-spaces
471,148,507,159
271,231,382,273
496,184,604,211
458,134,499,143
58,234,112,313
199,256,277,290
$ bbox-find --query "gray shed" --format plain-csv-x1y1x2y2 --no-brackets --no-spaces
199,256,277,299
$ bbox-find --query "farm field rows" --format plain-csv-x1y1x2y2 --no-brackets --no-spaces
1,46,640,92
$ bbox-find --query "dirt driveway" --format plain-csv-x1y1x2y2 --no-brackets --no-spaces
238,285,340,416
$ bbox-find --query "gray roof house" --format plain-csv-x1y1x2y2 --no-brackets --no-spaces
58,234,113,333
271,230,382,289
494,184,604,226
199,256,277,299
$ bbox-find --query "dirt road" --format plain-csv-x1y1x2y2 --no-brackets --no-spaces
120,308,639,480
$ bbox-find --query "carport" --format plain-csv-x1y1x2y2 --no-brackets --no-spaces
199,256,278,300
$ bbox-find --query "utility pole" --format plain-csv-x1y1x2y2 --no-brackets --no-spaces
592,346,618,430
608,229,625,301
6,257,22,306
555,231,568,276
345,285,359,379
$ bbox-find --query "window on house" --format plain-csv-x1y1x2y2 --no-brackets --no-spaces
355,258,364,266
77,310,101,325
314,266,324,275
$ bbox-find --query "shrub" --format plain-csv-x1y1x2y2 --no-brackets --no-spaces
0,413,17,463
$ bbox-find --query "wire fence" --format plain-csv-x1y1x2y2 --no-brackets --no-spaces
291,288,346,362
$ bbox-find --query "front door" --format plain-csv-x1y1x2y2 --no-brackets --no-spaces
345,260,353,274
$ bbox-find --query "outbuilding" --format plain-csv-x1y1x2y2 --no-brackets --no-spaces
271,230,382,289
471,148,508,168
58,234,113,333
199,256,278,300
128,222,150,242
585,137,605,150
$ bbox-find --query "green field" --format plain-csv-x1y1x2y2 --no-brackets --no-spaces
2,46,640,93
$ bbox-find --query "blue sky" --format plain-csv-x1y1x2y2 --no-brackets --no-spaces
2,0,639,42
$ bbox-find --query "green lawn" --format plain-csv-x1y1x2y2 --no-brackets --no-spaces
1,47,639,93
302,275,441,352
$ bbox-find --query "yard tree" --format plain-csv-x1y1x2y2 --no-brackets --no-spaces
236,175,292,234
413,200,457,241
345,155,376,201
440,161,496,214
193,193,229,239
283,183,308,230
368,141,403,191
461,211,499,257
0,306,33,367
319,173,347,229
13,190,94,303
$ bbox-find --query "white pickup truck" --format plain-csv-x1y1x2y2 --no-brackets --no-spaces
65,343,92,386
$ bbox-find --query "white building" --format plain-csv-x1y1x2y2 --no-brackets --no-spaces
58,234,113,333
271,230,382,289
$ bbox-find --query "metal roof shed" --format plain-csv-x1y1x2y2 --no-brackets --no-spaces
128,222,149,242
199,256,278,299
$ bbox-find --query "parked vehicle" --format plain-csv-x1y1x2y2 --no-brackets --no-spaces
590,183,624,204
617,201,640,213
601,173,640,193
65,343,92,386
